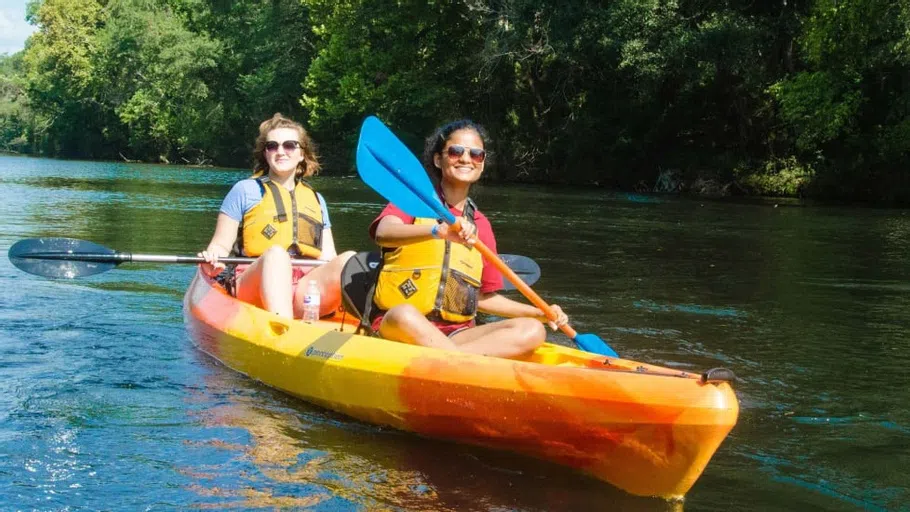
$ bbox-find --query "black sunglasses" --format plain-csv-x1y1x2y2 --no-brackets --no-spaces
445,144,486,163
265,140,301,152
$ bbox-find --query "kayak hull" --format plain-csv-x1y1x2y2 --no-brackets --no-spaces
183,270,738,499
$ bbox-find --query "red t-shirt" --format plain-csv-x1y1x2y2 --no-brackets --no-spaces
368,202,503,335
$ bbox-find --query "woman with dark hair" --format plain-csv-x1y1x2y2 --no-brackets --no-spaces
368,119,568,357
199,113,355,319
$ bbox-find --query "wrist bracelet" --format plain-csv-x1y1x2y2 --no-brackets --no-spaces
430,224,441,239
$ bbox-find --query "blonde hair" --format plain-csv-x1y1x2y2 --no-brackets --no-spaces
252,113,321,179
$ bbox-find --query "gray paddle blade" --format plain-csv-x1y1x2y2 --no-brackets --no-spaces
8,237,119,279
499,254,541,291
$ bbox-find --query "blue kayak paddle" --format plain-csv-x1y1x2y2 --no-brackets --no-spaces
355,115,619,358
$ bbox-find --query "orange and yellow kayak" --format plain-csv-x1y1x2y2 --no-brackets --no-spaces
183,269,738,499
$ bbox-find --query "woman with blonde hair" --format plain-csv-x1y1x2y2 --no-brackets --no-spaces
200,113,354,319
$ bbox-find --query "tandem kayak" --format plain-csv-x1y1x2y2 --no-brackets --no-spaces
183,269,738,499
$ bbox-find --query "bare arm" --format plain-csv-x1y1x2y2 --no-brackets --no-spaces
319,227,338,260
478,292,541,317
374,215,476,247
478,292,568,330
199,213,240,275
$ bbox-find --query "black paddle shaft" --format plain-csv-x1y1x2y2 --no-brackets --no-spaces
8,238,542,287
7,238,320,279
17,251,277,265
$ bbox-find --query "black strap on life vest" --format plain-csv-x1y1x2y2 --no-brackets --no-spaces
294,179,323,252
462,197,477,226
259,177,288,222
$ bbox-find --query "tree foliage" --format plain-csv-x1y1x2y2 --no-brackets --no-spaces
771,0,910,199
22,0,107,156
302,0,485,160
2,0,909,201
0,53,32,152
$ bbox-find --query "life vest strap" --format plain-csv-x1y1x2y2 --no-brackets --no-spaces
259,177,288,222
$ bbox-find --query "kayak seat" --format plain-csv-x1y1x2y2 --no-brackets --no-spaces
339,251,382,335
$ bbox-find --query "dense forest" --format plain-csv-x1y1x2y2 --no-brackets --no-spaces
1,0,909,201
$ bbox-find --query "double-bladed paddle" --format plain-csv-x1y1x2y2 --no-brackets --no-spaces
7,237,320,279
355,116,619,358
7,237,541,291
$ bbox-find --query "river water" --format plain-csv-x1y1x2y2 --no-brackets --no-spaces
0,154,907,511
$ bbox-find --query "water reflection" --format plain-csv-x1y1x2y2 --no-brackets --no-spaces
185,355,683,512
4,155,910,510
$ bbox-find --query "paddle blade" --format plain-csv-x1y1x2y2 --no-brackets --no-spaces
574,333,619,358
8,237,118,279
356,116,449,220
499,254,541,291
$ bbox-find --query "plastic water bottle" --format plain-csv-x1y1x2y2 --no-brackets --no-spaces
302,280,321,323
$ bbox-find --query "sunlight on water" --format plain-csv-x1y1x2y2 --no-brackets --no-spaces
1,155,908,510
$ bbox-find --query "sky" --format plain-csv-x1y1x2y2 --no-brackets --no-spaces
0,0,37,55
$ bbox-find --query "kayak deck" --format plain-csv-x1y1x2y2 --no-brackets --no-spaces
183,270,738,499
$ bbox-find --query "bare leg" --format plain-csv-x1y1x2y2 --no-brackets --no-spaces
449,318,546,358
235,245,294,318
292,250,357,318
377,304,459,351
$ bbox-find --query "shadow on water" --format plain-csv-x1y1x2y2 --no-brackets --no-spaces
185,354,683,512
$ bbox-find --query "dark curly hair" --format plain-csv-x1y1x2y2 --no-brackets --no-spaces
422,119,489,185
252,113,321,179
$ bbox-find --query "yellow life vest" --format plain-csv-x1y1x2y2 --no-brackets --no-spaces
239,176,324,258
373,204,484,323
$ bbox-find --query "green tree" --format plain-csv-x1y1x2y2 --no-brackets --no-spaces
470,0,807,187
771,0,910,199
22,0,110,157
12,0,910,201
302,0,486,166
0,52,34,153
169,0,321,164
97,0,223,163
